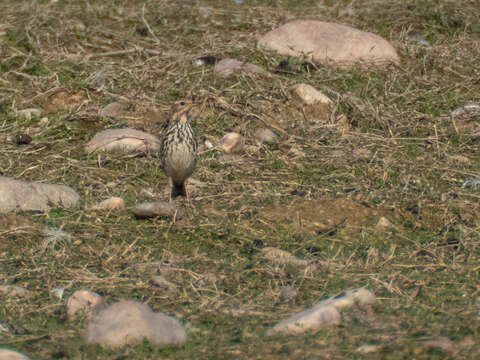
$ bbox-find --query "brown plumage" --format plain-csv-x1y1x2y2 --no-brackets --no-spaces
161,100,199,200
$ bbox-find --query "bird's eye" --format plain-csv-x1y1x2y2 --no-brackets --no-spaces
180,101,185,106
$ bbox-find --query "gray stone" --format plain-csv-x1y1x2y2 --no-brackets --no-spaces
84,300,186,347
214,58,264,77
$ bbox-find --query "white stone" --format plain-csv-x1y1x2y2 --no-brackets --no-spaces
268,305,340,335
258,20,399,68
84,128,161,154
66,290,105,321
291,84,333,105
0,176,79,213
84,300,186,347
279,285,297,302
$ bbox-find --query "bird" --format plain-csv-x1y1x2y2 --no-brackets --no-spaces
160,99,199,201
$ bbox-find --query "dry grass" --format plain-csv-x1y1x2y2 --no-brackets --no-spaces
1,0,480,358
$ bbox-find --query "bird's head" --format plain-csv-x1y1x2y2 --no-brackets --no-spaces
170,99,202,125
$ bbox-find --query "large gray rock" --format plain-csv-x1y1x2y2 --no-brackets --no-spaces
84,300,186,348
0,176,80,213
258,20,399,68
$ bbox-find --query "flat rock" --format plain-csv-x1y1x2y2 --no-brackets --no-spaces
99,102,130,119
132,201,182,219
267,305,340,335
0,349,31,360
84,300,187,347
84,128,161,154
66,289,106,321
258,20,399,68
291,84,333,106
0,176,80,213
214,58,264,77
0,285,31,298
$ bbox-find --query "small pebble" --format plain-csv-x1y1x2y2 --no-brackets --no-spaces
66,289,106,321
255,128,278,145
204,140,214,149
99,101,130,119
16,108,42,121
375,216,392,232
0,285,31,298
220,132,242,153
13,133,32,145
279,285,297,302
356,344,382,354
261,247,309,266
152,275,177,288
291,83,333,105
461,176,480,188
90,197,125,210
51,287,65,301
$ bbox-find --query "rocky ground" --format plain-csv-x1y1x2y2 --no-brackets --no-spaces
1,0,480,358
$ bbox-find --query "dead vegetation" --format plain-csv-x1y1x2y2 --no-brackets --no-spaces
1,0,480,358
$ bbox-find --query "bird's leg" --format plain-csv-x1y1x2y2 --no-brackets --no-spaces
168,177,173,203
185,181,192,205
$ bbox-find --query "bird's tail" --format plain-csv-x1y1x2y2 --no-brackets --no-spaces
171,183,186,198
